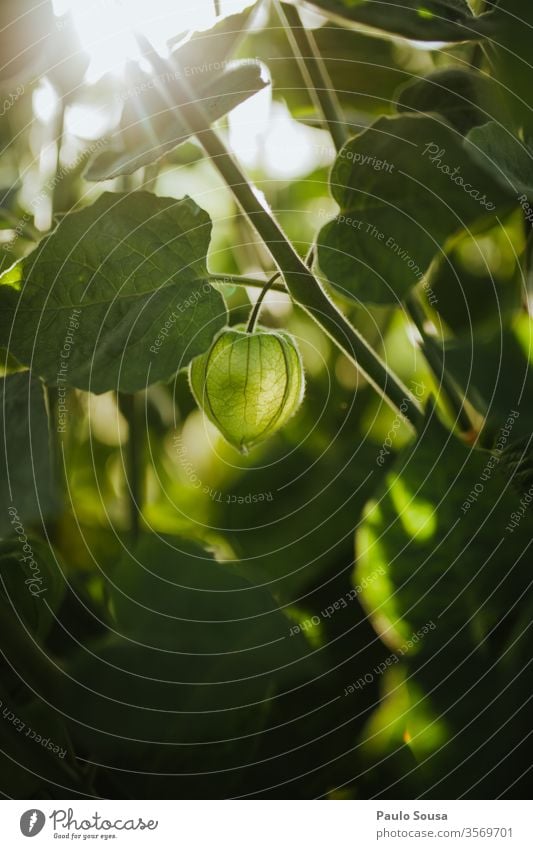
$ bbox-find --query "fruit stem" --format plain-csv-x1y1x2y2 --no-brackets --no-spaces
246,271,282,332
135,34,425,432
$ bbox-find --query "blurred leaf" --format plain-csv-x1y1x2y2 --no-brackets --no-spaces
59,534,313,796
169,5,258,64
427,226,522,335
482,0,533,136
356,415,533,795
45,13,89,100
0,372,58,535
317,115,514,304
85,6,266,181
243,11,431,120
0,0,54,84
438,323,533,442
0,193,227,393
212,403,389,601
0,684,79,798
300,0,490,42
86,62,268,181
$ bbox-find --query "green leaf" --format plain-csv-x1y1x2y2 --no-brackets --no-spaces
0,193,227,394
85,62,268,181
397,69,496,135
0,372,58,535
85,6,267,181
300,0,488,42
466,121,533,199
355,416,533,795
0,537,64,640
317,115,513,304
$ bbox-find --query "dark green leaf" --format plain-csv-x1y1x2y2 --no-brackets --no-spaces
59,535,313,795
397,69,495,134
482,1,533,136
0,193,227,393
317,115,513,304
0,372,58,535
466,121,533,199
300,0,488,42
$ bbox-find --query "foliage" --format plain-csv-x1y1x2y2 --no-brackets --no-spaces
0,0,532,800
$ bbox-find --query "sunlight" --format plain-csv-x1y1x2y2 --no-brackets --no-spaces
52,0,249,80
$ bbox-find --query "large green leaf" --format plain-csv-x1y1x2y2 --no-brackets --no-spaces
317,115,513,304
0,372,58,535
355,416,533,796
300,0,490,42
0,193,227,394
85,7,267,181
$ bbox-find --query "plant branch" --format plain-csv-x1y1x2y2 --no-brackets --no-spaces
136,34,424,431
274,0,349,152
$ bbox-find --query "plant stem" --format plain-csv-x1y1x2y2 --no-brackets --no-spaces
405,291,472,433
274,0,349,152
118,392,143,540
246,271,282,332
136,34,424,431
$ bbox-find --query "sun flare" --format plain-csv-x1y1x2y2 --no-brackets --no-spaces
52,0,248,79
